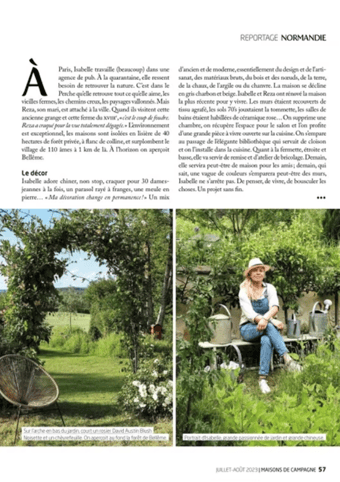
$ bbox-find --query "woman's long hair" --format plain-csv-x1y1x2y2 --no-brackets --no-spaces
240,275,265,301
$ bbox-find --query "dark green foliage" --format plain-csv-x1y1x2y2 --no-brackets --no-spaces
0,211,66,359
176,276,229,442
177,338,340,446
323,209,340,241
139,334,172,362
88,324,102,341
0,209,172,371
177,210,328,322
176,209,340,445
84,278,118,338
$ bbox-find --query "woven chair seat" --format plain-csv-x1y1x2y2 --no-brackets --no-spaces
0,355,59,409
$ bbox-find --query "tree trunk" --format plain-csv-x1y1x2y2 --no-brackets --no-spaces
156,212,173,327
335,291,339,326
283,306,289,324
146,240,154,327
134,341,138,373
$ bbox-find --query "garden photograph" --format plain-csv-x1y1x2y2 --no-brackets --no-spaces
176,209,340,446
0,209,173,446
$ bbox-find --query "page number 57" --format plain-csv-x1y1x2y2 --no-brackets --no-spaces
319,467,326,472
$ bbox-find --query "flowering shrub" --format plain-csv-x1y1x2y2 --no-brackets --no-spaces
119,357,172,420
139,334,172,361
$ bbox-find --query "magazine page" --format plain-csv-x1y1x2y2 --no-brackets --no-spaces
1,0,339,481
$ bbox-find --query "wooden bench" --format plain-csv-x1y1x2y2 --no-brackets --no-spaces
199,334,320,378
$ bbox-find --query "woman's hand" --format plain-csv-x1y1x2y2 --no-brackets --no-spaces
257,318,268,331
272,320,284,330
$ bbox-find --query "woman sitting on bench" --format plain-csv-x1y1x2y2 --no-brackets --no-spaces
239,258,301,394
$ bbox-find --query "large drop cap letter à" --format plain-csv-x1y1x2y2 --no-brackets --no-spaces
22,59,47,96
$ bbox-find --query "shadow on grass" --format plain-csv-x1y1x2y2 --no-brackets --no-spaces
52,372,126,395
39,348,93,359
1,348,133,421
37,348,128,417
1,396,130,421
1,401,122,422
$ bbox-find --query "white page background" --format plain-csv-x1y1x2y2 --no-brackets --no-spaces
1,1,339,480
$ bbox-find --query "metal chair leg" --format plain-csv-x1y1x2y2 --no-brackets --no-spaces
14,406,21,444
230,344,244,383
56,402,65,426
270,352,274,372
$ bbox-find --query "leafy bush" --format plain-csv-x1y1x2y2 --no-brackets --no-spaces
48,326,71,348
89,324,102,341
119,357,172,420
85,278,122,339
91,332,127,358
47,327,127,357
280,336,340,402
176,275,230,442
177,337,340,446
139,334,172,361
63,330,92,354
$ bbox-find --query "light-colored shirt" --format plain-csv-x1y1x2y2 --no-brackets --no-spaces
239,282,279,326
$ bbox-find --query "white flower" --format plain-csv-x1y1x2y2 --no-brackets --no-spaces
139,403,146,408
149,384,155,393
204,366,211,372
159,387,167,395
154,359,159,364
132,381,140,387
220,361,240,370
165,396,171,405
167,380,173,387
152,392,158,401
134,397,139,403
163,370,168,375
152,371,158,377
138,384,147,398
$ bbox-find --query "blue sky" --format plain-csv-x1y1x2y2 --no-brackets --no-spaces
0,209,108,290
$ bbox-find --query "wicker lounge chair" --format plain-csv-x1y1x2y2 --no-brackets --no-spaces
0,354,65,443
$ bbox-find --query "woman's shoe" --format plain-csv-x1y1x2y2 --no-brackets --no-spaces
259,379,271,394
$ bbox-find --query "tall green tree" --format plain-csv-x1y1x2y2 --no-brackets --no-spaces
323,209,340,241
84,277,118,337
322,210,340,324
58,288,87,330
177,210,326,323
0,209,172,369
0,211,67,357
54,209,172,371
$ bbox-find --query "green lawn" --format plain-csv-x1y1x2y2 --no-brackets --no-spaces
45,312,91,332
0,346,172,446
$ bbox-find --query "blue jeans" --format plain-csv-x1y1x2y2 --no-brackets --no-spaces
239,322,288,376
